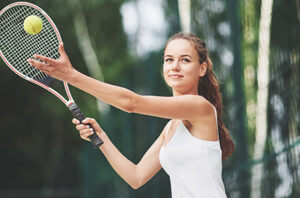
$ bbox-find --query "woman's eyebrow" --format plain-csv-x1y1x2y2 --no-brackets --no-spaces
181,54,192,58
164,54,192,58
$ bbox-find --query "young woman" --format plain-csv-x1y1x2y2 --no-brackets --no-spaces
28,32,235,197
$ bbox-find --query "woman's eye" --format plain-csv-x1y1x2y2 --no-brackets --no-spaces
165,58,173,62
182,58,190,63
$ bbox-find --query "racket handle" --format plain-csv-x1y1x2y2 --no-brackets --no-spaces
68,103,104,148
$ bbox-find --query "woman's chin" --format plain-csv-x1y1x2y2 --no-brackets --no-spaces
167,82,182,89
168,84,186,93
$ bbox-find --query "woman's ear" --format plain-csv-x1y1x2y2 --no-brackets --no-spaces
199,62,208,77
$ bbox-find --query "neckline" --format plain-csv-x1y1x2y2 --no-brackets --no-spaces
162,120,219,149
179,120,219,144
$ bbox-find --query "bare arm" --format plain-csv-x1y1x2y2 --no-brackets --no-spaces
74,118,167,189
28,43,213,121
69,70,213,120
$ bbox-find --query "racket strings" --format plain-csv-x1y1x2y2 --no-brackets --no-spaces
4,6,53,79
0,5,60,80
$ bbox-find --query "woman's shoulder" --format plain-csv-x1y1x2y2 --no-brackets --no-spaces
188,95,215,119
183,94,214,107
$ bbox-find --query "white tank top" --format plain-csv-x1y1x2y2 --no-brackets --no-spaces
159,108,227,198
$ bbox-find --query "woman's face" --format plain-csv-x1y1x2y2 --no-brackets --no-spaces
163,39,207,95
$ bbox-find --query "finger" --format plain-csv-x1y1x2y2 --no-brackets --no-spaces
82,118,102,131
72,118,80,125
59,42,66,58
33,54,57,65
80,129,94,141
80,133,91,142
76,124,88,131
28,59,52,73
81,135,91,142
80,136,91,142
80,128,94,135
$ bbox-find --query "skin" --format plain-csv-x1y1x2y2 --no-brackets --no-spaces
28,38,219,189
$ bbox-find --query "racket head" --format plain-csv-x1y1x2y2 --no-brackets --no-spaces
0,2,74,105
0,1,61,85
0,2,103,147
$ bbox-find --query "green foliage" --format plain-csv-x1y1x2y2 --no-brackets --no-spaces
1,0,299,197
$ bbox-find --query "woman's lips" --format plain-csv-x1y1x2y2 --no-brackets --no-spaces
169,74,183,79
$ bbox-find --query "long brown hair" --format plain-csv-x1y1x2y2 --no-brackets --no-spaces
164,32,235,160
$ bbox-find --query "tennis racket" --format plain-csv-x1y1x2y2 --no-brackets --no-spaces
0,2,103,148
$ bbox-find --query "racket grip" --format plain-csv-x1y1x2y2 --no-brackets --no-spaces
68,103,104,148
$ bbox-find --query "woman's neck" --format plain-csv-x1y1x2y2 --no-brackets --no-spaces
172,89,199,96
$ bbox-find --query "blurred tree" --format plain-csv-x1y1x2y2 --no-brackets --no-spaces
251,0,273,197
1,0,299,197
227,1,250,197
262,0,300,197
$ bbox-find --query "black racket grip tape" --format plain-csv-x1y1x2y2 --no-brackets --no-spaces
68,103,104,148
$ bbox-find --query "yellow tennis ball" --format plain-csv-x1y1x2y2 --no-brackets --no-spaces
24,15,43,35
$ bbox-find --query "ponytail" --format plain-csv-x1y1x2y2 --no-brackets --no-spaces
199,57,235,160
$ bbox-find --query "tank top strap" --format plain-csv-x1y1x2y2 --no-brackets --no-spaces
165,120,172,136
162,120,173,147
212,105,220,140
213,107,218,127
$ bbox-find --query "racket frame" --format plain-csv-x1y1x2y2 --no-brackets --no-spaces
0,1,103,147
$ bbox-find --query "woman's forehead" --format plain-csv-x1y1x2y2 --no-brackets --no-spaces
164,39,197,56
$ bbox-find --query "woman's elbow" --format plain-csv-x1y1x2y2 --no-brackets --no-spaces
128,172,145,190
129,179,143,190
123,102,134,113
130,183,140,190
122,93,140,113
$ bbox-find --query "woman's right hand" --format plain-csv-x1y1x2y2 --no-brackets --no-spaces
72,118,104,142
28,43,76,83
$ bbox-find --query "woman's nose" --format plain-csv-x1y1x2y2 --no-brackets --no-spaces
171,60,180,71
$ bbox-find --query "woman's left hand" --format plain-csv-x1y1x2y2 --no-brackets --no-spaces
27,42,76,82
72,118,105,142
